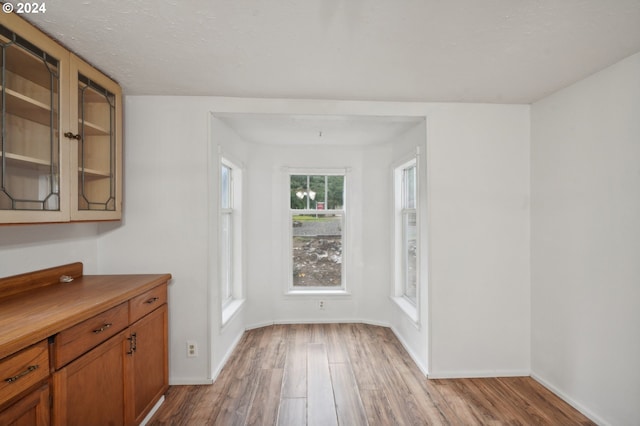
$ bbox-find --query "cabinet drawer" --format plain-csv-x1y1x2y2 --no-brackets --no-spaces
53,302,128,369
0,341,49,404
130,284,167,323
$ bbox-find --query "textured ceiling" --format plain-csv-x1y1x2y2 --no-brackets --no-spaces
15,0,640,104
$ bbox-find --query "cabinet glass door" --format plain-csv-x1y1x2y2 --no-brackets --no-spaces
77,74,116,211
0,26,60,211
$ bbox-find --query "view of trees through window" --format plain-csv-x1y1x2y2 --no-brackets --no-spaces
290,174,344,288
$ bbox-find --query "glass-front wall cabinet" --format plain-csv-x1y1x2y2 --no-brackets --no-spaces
76,73,117,212
0,23,63,215
0,14,121,224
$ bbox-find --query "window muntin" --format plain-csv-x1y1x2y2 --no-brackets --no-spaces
290,173,345,290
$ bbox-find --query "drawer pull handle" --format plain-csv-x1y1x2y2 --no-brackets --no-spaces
145,297,159,304
4,365,39,383
93,323,113,333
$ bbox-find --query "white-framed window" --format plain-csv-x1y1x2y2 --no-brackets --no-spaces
288,171,346,292
220,157,243,323
393,157,419,320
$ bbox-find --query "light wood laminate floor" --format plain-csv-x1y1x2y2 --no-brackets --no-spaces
149,323,594,425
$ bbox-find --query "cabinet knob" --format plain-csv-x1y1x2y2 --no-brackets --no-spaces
64,132,82,141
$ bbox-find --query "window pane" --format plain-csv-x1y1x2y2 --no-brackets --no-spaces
290,175,308,209
403,211,417,303
292,213,342,287
221,165,231,209
221,213,232,302
403,166,416,209
309,175,325,209
327,175,344,209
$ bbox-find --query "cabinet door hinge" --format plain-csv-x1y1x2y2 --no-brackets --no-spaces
127,332,137,355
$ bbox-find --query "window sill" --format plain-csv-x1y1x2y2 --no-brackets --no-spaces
391,296,420,326
222,298,245,326
285,289,351,298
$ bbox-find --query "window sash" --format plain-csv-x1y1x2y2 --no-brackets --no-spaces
291,212,344,289
401,209,417,304
402,165,416,209
290,174,345,211
289,172,346,291
221,211,233,305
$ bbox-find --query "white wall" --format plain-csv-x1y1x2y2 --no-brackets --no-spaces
427,104,531,377
95,96,530,384
387,122,430,374
0,223,99,276
531,52,640,426
97,97,214,384
243,142,389,327
209,117,249,379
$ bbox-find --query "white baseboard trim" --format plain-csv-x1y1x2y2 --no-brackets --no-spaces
360,319,391,328
211,330,246,382
245,318,390,329
531,373,608,426
245,320,276,330
139,396,164,426
169,378,214,385
389,325,428,376
427,370,530,379
168,329,244,386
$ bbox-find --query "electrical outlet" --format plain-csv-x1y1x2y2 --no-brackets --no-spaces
187,340,198,357
318,300,325,310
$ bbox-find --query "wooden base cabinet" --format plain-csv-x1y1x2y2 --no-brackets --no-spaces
0,340,50,426
0,264,171,426
52,301,168,426
127,305,168,425
52,331,127,426
0,385,50,426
